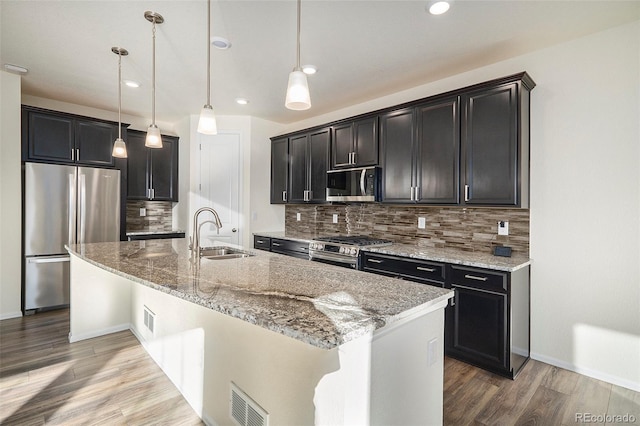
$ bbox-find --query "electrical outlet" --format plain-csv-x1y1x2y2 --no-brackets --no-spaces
498,221,509,236
296,212,301,221
418,217,426,229
332,214,339,224
427,338,438,366
139,208,146,217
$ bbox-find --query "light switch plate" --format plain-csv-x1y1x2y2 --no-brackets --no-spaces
418,217,426,229
498,221,509,236
140,208,146,217
332,214,339,224
296,212,301,221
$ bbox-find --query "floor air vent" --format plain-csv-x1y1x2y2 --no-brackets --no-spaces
143,305,155,335
230,382,268,426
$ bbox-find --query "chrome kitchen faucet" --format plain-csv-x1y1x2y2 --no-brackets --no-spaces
190,207,223,257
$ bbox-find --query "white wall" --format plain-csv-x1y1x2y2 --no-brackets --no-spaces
249,117,286,235
283,21,640,391
0,71,23,319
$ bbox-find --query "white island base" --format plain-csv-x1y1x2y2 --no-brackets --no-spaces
69,254,448,426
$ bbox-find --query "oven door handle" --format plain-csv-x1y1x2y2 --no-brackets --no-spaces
309,250,358,266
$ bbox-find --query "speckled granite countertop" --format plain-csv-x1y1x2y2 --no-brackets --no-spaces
362,243,531,272
67,239,452,350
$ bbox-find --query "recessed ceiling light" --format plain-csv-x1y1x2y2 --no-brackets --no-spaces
428,1,450,15
302,65,317,75
211,36,231,50
124,80,140,88
235,98,249,105
4,63,28,74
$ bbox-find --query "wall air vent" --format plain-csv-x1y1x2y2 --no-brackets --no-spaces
143,305,155,335
230,382,268,426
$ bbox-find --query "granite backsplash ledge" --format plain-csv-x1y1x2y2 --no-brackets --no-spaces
285,204,529,256
126,200,174,233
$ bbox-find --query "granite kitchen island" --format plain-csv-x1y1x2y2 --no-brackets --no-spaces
67,239,453,425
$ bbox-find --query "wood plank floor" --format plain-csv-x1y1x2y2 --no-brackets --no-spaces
2,309,639,425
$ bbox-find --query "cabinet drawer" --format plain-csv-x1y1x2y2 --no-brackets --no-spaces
271,238,310,256
449,265,507,293
362,253,446,285
253,235,271,251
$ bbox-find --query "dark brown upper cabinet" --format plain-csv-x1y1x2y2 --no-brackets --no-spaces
270,137,289,204
126,129,179,202
288,128,330,203
331,116,378,169
22,105,124,168
380,97,460,204
461,76,534,207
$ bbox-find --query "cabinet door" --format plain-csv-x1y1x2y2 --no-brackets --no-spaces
150,135,178,201
416,97,460,204
308,129,330,203
450,285,508,370
462,83,518,205
288,134,309,203
75,120,116,167
380,108,414,202
126,131,149,200
270,138,289,204
26,111,75,163
331,122,353,168
353,116,378,166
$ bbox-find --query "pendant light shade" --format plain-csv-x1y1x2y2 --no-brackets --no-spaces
144,11,164,148
111,47,128,158
197,0,218,135
285,69,311,110
285,0,311,110
198,105,218,134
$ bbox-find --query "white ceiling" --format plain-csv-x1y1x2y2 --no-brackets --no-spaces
2,1,638,125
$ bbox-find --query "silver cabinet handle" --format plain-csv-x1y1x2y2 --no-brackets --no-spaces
360,168,366,195
464,184,470,202
348,152,352,164
352,151,356,165
71,149,75,161
415,185,420,201
451,293,456,306
307,190,312,200
464,274,488,282
410,186,415,201
272,242,281,246
453,283,504,296
417,266,435,272
368,259,383,264
76,149,80,161
282,191,287,202
256,240,264,244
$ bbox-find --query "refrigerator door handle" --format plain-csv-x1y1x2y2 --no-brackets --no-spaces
27,256,70,264
79,172,86,244
68,173,76,246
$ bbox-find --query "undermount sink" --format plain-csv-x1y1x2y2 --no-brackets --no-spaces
199,246,255,260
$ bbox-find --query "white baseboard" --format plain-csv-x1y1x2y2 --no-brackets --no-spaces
0,311,23,320
202,413,218,426
530,352,640,392
68,323,131,343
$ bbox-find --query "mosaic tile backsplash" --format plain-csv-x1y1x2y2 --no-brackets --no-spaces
126,201,174,232
285,204,530,256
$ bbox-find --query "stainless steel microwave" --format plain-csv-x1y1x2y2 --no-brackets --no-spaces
326,166,380,202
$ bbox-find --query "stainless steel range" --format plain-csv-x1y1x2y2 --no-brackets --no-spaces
309,235,393,269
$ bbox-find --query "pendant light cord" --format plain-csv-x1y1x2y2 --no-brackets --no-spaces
296,0,301,70
206,0,211,106
151,20,156,126
117,52,122,140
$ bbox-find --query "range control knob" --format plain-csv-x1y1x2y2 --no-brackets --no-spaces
339,246,345,254
350,247,357,255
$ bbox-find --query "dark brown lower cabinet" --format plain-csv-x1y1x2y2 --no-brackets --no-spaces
360,251,530,379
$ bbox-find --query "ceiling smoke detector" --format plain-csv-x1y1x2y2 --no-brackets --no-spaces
211,36,231,50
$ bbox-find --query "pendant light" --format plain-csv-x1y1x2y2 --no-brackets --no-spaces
197,0,218,135
111,47,128,158
144,11,164,148
285,0,311,110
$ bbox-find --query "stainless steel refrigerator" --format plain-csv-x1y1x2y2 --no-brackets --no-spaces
24,162,120,312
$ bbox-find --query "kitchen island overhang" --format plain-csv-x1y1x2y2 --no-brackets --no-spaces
67,240,452,425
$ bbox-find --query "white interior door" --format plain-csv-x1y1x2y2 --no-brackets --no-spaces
197,132,241,246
